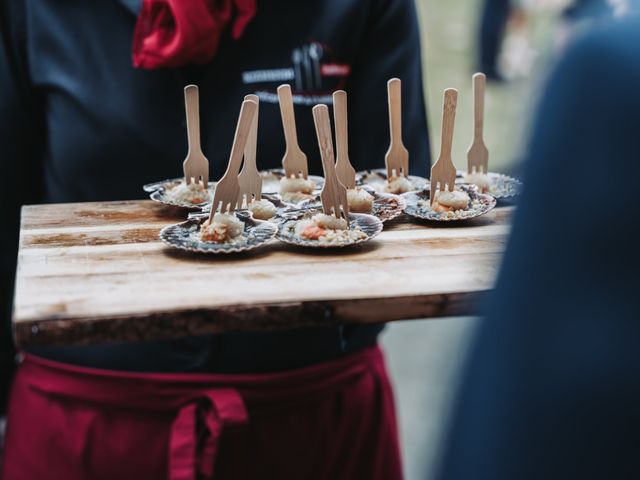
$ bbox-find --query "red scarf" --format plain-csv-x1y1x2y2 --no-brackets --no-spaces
132,0,257,69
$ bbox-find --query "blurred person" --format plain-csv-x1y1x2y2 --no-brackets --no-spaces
0,0,430,478
438,9,640,480
479,0,612,80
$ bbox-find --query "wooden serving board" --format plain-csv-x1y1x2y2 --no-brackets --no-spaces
13,200,513,347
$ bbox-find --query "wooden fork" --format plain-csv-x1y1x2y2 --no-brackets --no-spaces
237,94,262,207
467,73,489,174
208,99,258,219
312,104,349,219
333,90,356,189
385,78,409,179
278,84,309,179
183,85,209,186
430,89,459,205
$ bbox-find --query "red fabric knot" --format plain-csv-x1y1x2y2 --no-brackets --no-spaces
168,388,248,480
132,0,257,69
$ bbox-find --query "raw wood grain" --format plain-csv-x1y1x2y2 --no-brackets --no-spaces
13,200,514,347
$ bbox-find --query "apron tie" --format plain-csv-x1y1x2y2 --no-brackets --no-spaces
169,388,248,480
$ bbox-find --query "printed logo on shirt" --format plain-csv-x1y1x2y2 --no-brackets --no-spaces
241,41,351,105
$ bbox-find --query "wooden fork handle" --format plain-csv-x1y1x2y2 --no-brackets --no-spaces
440,88,458,160
333,90,349,162
184,85,202,155
333,90,355,188
242,94,259,173
223,99,258,178
387,78,403,146
312,105,338,181
473,73,486,141
277,84,300,152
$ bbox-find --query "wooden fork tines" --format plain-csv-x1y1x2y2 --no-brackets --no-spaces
333,90,356,189
430,88,459,205
209,99,258,219
183,85,209,186
385,78,409,179
278,84,309,179
237,94,262,207
467,73,489,174
312,104,349,219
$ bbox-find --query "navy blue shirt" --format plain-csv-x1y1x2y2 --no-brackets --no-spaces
0,0,430,412
437,12,640,480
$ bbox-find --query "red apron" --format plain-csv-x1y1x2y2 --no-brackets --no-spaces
1,345,402,480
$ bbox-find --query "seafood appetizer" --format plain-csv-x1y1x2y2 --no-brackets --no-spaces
278,210,382,248
247,198,278,220
457,170,522,201
143,178,214,208
347,187,375,213
356,168,427,194
385,175,415,194
260,169,324,196
166,181,212,204
279,175,317,203
200,213,245,244
403,185,496,222
160,212,277,254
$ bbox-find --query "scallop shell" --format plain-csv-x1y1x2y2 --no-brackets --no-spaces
277,210,383,248
260,168,325,195
143,177,216,209
160,212,277,254
403,185,496,222
356,168,427,193
456,170,522,202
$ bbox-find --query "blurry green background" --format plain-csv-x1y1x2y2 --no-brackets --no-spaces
415,0,559,175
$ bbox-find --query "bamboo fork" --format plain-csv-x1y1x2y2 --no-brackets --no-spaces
183,85,209,186
312,104,349,219
278,84,309,179
467,73,489,174
385,78,409,179
333,90,356,189
430,89,459,205
208,99,258,219
237,94,262,206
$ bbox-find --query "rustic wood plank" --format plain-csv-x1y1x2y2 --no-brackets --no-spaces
13,200,514,347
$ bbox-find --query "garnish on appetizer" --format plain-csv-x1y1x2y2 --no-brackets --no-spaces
464,172,491,193
385,175,414,194
292,213,366,244
200,213,245,243
279,176,317,203
166,181,211,205
347,188,374,213
247,199,277,220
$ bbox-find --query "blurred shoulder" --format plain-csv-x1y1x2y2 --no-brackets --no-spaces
563,14,640,75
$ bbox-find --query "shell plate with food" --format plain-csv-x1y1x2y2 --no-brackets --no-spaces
144,178,216,209
456,170,522,202
403,185,496,222
260,169,325,196
160,212,277,254
355,168,427,194
277,210,383,248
